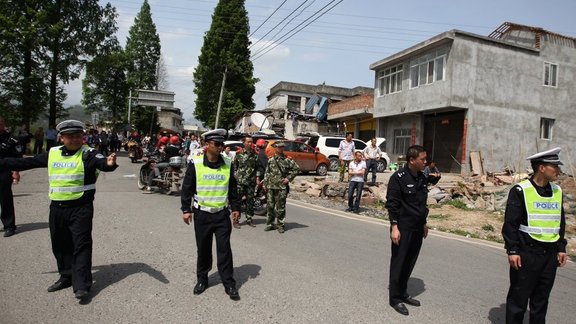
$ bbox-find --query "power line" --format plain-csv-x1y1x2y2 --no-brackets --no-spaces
249,0,288,38
251,0,345,61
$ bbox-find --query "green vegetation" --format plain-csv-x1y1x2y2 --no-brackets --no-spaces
482,224,495,232
428,214,449,220
445,199,473,210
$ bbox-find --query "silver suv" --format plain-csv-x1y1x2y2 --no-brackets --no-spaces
305,135,390,172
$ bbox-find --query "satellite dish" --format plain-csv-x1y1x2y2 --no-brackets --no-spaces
251,113,270,130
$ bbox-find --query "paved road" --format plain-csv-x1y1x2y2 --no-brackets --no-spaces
1,154,574,323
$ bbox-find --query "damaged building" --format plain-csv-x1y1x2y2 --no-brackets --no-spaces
370,22,576,174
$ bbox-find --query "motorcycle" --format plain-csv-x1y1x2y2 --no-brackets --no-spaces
127,140,143,163
252,185,267,216
137,155,185,195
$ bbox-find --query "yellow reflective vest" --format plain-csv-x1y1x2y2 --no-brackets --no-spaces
193,155,231,213
48,145,95,201
518,179,562,242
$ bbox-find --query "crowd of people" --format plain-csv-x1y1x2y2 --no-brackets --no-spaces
0,118,569,322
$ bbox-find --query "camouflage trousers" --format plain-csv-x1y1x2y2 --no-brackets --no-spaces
266,188,288,228
238,183,255,220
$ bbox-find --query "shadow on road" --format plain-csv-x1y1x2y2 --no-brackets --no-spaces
285,222,309,231
488,303,509,323
16,222,49,234
13,193,33,197
407,277,425,297
79,262,169,305
207,264,262,289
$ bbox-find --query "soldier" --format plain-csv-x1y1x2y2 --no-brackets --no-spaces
262,141,299,233
0,120,118,300
502,147,568,323
180,129,241,300
232,135,259,228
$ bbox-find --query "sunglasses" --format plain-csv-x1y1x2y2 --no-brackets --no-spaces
210,141,224,147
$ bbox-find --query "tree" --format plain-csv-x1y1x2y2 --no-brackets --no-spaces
0,0,49,127
193,0,257,129
82,44,129,129
44,0,118,128
125,0,162,135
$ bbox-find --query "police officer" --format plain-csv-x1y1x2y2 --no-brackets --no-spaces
233,135,260,228
385,145,439,316
180,129,241,300
262,141,299,233
502,147,568,324
0,116,21,237
0,120,118,299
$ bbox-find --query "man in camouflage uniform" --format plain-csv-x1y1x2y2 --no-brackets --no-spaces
232,135,259,228
262,141,299,233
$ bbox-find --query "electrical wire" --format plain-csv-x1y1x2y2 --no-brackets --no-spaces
249,0,288,38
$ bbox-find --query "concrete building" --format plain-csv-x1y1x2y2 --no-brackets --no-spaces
327,94,375,141
157,107,184,133
266,81,372,138
369,22,576,173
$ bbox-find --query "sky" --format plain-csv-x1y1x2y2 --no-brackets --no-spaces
65,0,576,124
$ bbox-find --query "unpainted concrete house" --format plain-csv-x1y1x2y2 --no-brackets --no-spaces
370,22,576,173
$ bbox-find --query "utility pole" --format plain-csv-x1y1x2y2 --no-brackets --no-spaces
127,89,132,128
215,65,227,129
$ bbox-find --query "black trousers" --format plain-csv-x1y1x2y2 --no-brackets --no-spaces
49,203,94,292
364,159,377,184
389,228,423,306
506,248,558,324
0,170,16,230
193,208,235,289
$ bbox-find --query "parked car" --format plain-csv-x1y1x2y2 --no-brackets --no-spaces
264,139,329,176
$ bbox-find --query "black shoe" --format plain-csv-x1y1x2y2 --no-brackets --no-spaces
392,303,409,316
47,279,72,292
193,282,207,295
246,219,256,228
225,287,240,301
353,210,360,214
345,208,352,212
75,289,89,299
3,227,15,237
264,225,275,231
403,296,421,307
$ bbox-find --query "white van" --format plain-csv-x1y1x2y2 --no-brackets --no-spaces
306,135,390,172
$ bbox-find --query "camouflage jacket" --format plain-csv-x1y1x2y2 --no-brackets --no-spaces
263,153,299,189
233,149,259,185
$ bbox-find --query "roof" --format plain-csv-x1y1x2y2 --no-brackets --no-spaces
488,22,576,49
267,81,373,100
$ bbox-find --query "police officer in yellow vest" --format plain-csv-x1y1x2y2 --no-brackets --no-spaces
181,129,241,300
502,147,568,324
0,120,118,300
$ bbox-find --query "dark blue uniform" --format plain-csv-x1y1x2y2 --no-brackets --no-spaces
0,130,21,235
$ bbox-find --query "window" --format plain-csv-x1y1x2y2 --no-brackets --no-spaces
393,129,411,154
540,118,554,140
410,54,446,88
287,95,301,110
325,138,341,148
543,62,558,87
378,64,403,96
352,140,366,150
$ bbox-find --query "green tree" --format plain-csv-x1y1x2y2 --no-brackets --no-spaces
44,0,118,128
82,44,129,129
193,0,257,129
0,0,49,127
125,0,161,135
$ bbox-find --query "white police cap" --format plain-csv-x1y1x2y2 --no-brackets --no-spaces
201,129,227,142
56,120,85,135
526,147,563,165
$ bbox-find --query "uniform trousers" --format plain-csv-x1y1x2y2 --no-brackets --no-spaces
193,208,235,289
49,203,94,292
238,183,255,219
506,248,558,324
0,170,16,230
266,188,288,228
389,228,423,306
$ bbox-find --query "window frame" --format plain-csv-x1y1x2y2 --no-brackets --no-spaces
378,64,403,96
543,62,558,87
540,118,554,140
409,54,446,89
393,128,412,154
287,95,301,110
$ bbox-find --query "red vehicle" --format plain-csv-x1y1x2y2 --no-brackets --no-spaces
264,139,329,176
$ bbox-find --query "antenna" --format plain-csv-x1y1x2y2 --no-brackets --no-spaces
251,113,271,131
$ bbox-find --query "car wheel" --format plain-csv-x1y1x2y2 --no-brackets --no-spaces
316,163,328,176
329,157,340,171
376,160,387,172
